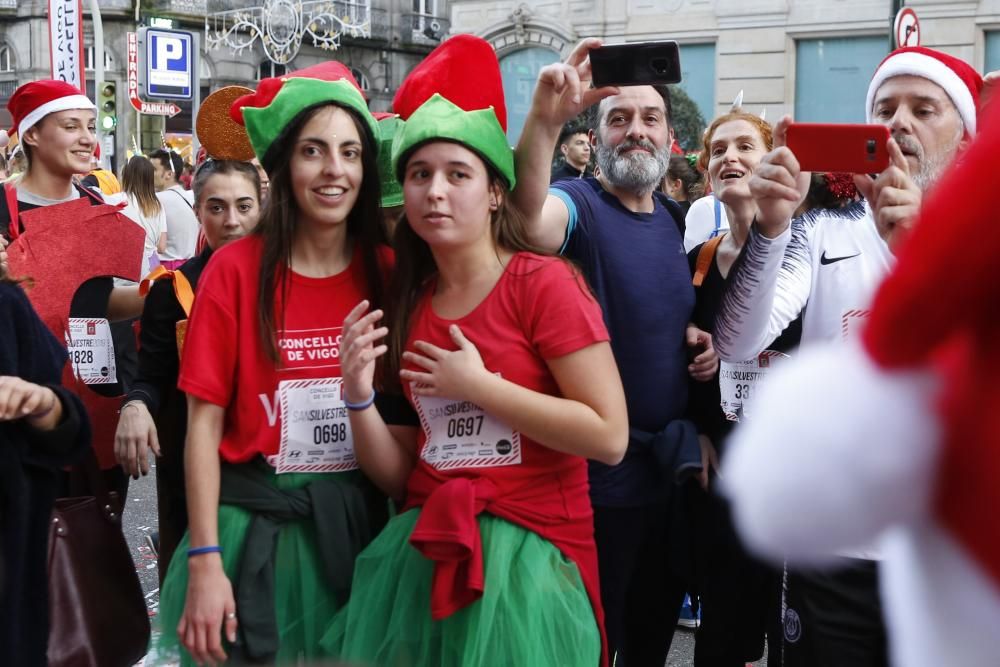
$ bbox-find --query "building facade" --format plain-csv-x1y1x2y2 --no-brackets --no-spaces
450,0,1000,142
4,0,1000,165
0,0,452,170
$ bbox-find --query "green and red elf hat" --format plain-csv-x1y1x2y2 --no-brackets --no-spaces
229,61,379,172
390,35,515,190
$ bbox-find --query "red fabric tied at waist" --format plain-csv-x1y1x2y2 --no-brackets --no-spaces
408,477,498,620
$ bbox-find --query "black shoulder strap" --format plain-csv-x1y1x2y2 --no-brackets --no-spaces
169,188,194,210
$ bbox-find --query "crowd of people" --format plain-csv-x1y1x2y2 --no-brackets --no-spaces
0,30,995,667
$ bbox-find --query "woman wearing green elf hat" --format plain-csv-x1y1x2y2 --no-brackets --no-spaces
149,63,394,666
328,35,628,666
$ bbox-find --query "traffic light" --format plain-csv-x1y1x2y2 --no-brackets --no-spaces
98,81,117,132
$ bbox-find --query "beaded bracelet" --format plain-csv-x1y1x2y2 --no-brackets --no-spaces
344,390,376,411
188,545,223,558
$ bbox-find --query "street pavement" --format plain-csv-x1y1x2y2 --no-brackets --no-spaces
122,464,766,666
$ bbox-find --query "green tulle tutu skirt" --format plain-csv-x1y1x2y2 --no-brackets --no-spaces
148,469,364,666
324,508,601,667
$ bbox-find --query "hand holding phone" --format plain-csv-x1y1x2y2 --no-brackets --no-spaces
589,41,682,88
785,123,891,174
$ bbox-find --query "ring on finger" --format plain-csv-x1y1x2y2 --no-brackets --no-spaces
226,611,237,620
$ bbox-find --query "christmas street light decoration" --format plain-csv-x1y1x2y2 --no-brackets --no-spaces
206,0,371,65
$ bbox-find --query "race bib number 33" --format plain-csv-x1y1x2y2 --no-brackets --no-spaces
412,388,521,471
276,378,358,474
719,350,789,422
65,318,116,385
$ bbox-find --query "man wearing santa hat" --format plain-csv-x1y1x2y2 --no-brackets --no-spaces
711,47,983,666
0,79,146,499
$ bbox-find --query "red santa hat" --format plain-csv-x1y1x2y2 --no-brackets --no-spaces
3,80,95,148
392,34,507,132
866,46,983,136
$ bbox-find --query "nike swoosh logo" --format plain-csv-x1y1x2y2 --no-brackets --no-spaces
820,251,860,265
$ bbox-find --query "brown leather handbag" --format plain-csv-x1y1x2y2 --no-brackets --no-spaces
46,451,151,667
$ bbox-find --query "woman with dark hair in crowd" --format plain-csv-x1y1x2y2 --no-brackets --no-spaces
120,154,167,277
151,67,392,665
663,154,702,215
0,238,89,666
114,159,262,584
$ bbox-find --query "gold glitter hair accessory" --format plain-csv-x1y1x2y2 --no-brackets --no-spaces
196,86,256,161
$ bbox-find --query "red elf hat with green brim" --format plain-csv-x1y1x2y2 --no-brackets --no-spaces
391,35,515,190
229,62,379,172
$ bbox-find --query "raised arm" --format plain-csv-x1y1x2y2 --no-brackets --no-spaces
510,38,618,251
715,116,812,362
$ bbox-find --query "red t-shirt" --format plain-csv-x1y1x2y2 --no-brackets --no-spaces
400,252,612,665
178,235,387,465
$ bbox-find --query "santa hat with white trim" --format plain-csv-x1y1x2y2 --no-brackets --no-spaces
866,46,983,137
2,79,96,148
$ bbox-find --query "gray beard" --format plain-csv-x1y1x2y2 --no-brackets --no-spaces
595,139,671,194
893,130,962,192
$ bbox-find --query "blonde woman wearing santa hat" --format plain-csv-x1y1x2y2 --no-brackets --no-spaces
328,35,627,666
1,80,146,503
1,80,144,320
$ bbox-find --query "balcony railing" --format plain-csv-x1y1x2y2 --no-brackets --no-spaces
400,13,451,46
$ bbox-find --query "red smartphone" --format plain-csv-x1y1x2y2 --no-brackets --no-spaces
785,123,891,174
590,41,682,88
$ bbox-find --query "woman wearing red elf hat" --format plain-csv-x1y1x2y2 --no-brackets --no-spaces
328,35,627,666
150,65,394,666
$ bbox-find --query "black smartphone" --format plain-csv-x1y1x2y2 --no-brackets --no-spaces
589,41,682,88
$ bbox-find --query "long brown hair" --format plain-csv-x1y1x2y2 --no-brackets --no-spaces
121,155,162,218
382,143,548,391
255,103,386,363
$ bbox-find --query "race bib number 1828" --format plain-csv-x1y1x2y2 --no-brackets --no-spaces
65,318,116,385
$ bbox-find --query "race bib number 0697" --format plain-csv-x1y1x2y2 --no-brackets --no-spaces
412,387,521,471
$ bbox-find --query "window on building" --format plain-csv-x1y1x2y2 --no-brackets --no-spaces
795,37,886,122
678,43,715,127
350,67,370,92
85,46,114,72
985,31,1000,72
0,45,13,73
258,61,287,80
500,47,561,144
412,0,436,15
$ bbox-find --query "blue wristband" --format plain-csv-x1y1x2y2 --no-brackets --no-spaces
344,389,376,411
187,545,223,558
